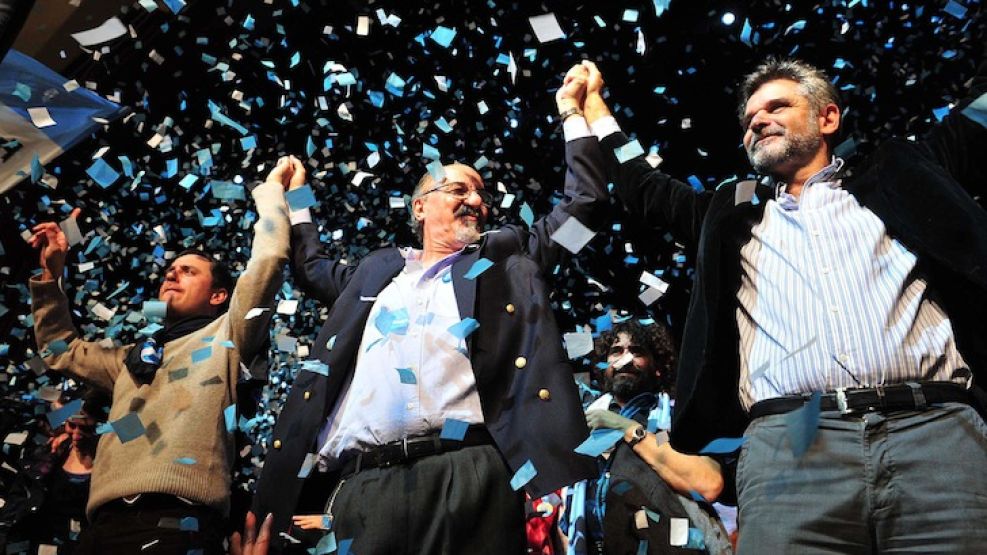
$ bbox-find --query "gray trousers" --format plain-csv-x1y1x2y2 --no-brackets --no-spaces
736,402,987,554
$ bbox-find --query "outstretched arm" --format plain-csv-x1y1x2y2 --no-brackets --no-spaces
523,64,610,271
28,218,126,390
281,157,356,306
582,61,712,249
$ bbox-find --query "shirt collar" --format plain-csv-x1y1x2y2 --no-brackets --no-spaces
774,157,845,210
399,247,466,283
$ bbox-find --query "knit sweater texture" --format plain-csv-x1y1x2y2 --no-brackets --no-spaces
30,179,290,518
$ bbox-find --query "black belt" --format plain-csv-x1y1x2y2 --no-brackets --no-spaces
340,426,493,477
749,382,971,420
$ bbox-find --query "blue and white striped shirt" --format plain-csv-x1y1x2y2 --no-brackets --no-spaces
737,158,971,409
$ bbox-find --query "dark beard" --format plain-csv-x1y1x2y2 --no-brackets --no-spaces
608,374,650,404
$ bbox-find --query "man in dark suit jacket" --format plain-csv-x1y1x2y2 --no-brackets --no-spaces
574,53,987,553
251,65,602,554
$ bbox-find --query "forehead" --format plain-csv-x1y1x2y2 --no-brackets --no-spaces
169,254,212,271
745,78,805,112
610,331,635,348
441,164,484,188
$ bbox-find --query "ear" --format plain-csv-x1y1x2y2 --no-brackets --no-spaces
411,196,426,222
818,102,841,138
209,288,229,308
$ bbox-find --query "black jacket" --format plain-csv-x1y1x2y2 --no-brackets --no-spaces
253,136,607,546
599,58,987,456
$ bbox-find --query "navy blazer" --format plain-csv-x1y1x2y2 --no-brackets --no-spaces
254,137,606,544
598,58,987,458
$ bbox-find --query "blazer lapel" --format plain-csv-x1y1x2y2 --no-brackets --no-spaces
451,243,481,321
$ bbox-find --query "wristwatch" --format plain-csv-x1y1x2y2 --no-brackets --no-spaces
625,425,647,447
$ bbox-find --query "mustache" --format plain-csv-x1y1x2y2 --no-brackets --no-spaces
752,129,784,147
455,205,483,219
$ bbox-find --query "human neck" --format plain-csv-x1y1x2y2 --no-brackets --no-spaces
421,239,466,268
776,150,832,198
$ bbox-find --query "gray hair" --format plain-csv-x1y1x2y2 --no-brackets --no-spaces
737,58,841,125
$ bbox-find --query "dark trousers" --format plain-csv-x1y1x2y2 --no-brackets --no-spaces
75,495,225,555
737,402,987,554
323,444,525,555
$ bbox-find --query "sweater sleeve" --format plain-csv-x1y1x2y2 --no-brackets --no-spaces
29,277,126,391
225,180,292,363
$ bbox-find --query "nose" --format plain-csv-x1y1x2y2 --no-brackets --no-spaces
465,190,484,207
164,267,177,281
750,112,770,134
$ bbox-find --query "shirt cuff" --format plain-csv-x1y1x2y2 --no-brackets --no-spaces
563,116,592,142
289,208,313,226
589,116,621,141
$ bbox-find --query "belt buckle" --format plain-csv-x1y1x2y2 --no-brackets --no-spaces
835,388,853,415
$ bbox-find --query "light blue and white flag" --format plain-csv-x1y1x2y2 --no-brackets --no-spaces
0,49,125,194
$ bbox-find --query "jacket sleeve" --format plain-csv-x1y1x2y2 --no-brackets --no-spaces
599,131,713,249
289,221,356,307
521,135,610,273
30,277,126,391
919,51,987,198
226,180,293,364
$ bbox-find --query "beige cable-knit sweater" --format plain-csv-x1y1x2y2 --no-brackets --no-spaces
30,179,290,518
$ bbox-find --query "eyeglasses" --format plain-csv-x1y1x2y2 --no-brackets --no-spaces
65,420,95,433
420,181,494,206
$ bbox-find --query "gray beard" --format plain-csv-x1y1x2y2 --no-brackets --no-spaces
747,123,822,176
454,223,481,245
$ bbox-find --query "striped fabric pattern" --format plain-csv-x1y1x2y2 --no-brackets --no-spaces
736,158,971,409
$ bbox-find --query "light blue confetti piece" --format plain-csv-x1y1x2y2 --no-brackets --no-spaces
300,360,330,376
12,82,30,101
313,532,337,554
174,457,197,465
47,399,83,428
178,173,199,191
385,73,406,96
162,0,185,14
163,158,178,178
635,540,648,555
211,181,245,201
519,203,534,227
118,155,133,177
422,143,440,160
207,100,249,135
374,306,410,336
95,422,113,435
306,135,316,157
550,216,595,254
30,153,43,182
427,160,446,181
699,437,747,454
220,340,235,349
338,538,353,555
434,117,453,133
416,312,435,326
574,428,624,457
110,412,145,443
510,459,537,490
786,391,821,459
448,317,479,340
326,335,337,350
653,0,670,17
321,515,332,529
286,185,317,211
47,339,69,356
367,90,384,107
336,72,356,87
932,106,950,122
430,26,456,48
143,300,167,320
463,258,494,280
297,453,317,478
740,18,753,46
645,508,661,522
943,0,967,18
289,51,301,68
396,367,417,384
86,158,120,188
191,346,212,364
224,404,236,433
614,140,645,164
474,155,489,170
240,135,257,150
961,93,987,130
179,516,198,531
687,175,703,192
440,418,470,441
622,9,639,23
690,490,705,502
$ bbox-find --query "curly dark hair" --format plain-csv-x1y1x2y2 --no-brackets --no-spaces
594,319,677,394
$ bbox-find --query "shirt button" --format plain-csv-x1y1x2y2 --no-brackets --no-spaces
303,391,311,400
273,439,282,449
830,306,839,314
407,402,415,410
505,303,516,314
515,356,527,369
822,267,831,274
538,389,551,401
838,353,849,364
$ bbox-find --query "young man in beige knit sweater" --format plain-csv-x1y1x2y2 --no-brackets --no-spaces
28,158,297,554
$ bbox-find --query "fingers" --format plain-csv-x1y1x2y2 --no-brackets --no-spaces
256,513,273,553
230,532,243,555
288,155,306,189
243,511,258,545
